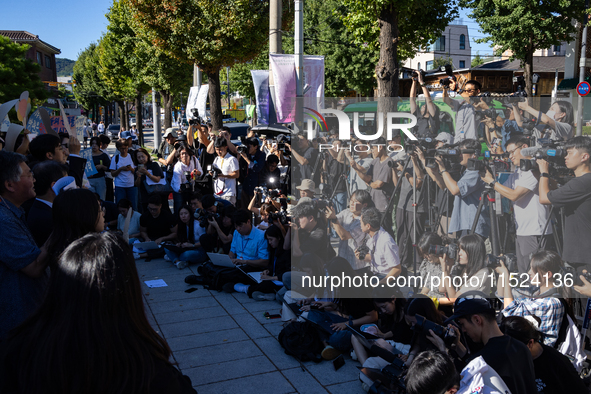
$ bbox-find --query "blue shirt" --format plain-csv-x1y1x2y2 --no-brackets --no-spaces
448,170,490,237
501,120,523,150
0,198,46,340
230,226,269,261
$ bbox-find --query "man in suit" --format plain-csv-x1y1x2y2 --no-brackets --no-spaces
27,161,67,247
28,134,86,188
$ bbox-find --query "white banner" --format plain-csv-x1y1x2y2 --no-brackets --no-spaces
186,86,200,122
196,84,209,120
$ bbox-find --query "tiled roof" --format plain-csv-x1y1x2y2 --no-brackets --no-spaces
474,56,564,72
0,30,61,54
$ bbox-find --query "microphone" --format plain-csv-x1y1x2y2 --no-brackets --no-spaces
520,146,541,158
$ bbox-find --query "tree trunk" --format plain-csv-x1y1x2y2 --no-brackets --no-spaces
376,5,399,137
135,90,144,146
117,100,125,129
524,35,534,101
208,69,223,130
161,90,174,130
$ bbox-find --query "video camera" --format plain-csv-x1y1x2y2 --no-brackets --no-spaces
413,314,457,347
486,253,518,272
194,208,221,228
434,146,462,169
276,134,291,151
254,186,282,202
519,141,573,182
268,198,291,225
428,242,458,260
189,108,202,126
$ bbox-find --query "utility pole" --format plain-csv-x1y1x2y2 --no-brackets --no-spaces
193,64,202,87
576,0,590,136
227,66,231,110
294,0,304,132
152,89,162,151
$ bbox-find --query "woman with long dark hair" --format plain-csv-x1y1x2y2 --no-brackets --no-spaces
162,205,207,270
440,233,490,301
134,147,164,214
45,188,105,268
233,225,290,301
0,232,196,394
88,136,111,201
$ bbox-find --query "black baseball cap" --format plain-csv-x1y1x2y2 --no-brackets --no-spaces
444,291,496,324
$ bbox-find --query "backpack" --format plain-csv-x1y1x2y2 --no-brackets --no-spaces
278,321,323,363
193,261,245,291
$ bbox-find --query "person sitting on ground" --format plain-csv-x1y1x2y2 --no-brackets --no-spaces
228,209,269,269
115,198,142,243
139,195,178,246
290,201,334,266
444,291,538,394
200,204,235,254
27,161,67,247
188,192,203,215
232,225,290,301
44,188,106,270
0,232,197,394
163,205,207,270
416,232,446,300
500,316,588,394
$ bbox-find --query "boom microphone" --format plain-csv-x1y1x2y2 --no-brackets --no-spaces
520,147,541,158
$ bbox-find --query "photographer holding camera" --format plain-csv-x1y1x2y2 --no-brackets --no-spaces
237,137,266,205
480,136,552,274
486,103,524,151
410,70,440,137
291,201,334,265
210,137,240,205
171,143,202,215
344,138,372,194
518,100,574,142
538,136,591,268
443,79,488,142
357,207,401,282
431,139,490,238
156,128,179,182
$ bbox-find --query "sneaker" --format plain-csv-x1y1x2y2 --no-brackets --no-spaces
252,291,276,301
164,255,171,262
361,382,370,393
175,261,189,270
222,282,236,293
234,283,250,294
133,253,140,259
321,345,340,361
350,350,358,361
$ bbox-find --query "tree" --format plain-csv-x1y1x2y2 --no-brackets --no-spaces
0,36,49,105
471,52,484,68
460,0,586,98
73,43,111,122
432,55,453,70
128,0,286,130
341,0,459,101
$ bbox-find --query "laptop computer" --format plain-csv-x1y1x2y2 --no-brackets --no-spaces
206,253,236,268
134,241,159,251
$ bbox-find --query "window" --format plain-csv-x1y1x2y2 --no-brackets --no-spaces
435,36,445,51
36,51,42,64
460,60,465,68
553,45,561,53
45,55,51,69
426,61,434,71
418,62,421,71
460,34,466,50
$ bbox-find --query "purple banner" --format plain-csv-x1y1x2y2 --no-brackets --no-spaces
251,70,270,124
39,115,76,134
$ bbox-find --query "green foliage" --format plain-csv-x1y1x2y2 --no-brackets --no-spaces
0,36,49,104
73,43,112,111
56,58,75,77
224,51,269,100
471,53,484,68
432,55,453,70
340,0,459,63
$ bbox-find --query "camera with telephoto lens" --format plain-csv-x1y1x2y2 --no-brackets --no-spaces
277,134,290,151
268,209,291,226
189,108,202,126
194,208,220,228
435,147,462,169
209,165,223,180
466,158,487,173
366,357,407,394
520,142,572,181
315,199,333,211
412,69,425,81
475,108,498,122
413,314,457,347
428,242,458,260
486,253,518,272
355,243,371,261
237,144,248,155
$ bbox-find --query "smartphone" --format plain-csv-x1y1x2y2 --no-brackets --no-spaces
333,355,345,371
264,312,281,319
185,288,198,293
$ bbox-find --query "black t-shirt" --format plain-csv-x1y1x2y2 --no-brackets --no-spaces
379,314,414,344
467,335,537,394
298,226,334,264
547,173,591,265
533,344,587,394
413,106,440,138
140,212,177,240
137,162,164,199
434,163,462,215
90,152,111,178
340,297,375,320
326,155,347,194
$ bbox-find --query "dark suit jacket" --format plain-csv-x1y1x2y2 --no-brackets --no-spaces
26,199,53,247
68,155,87,188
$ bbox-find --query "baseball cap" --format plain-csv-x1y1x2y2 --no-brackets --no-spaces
163,127,179,138
444,291,496,324
435,132,454,145
296,179,315,192
297,197,313,205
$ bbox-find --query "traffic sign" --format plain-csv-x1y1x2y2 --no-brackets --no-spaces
577,81,591,96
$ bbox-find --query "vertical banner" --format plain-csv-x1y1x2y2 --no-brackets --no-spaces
79,148,98,177
186,86,200,122
196,84,209,120
251,70,270,124
270,54,297,123
1,115,10,132
75,116,87,141
303,56,325,115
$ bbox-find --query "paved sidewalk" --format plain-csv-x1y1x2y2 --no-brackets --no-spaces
137,258,366,394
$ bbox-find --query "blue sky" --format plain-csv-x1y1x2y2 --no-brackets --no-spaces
2,1,493,61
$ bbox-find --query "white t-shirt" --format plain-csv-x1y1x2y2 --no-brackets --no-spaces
366,227,400,277
117,210,142,236
213,152,239,198
97,123,105,133
171,156,203,193
503,168,552,236
109,154,136,187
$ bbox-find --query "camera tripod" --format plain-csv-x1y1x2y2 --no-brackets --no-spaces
538,205,564,256
470,185,501,256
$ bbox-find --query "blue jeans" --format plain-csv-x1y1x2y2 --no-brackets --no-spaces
164,247,208,264
172,191,185,216
115,186,138,211
89,177,106,201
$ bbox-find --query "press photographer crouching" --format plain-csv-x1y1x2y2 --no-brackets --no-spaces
538,136,591,269
357,207,401,284
481,135,553,274
290,201,334,266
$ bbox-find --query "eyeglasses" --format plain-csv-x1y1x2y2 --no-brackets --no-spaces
506,146,522,157
147,206,159,212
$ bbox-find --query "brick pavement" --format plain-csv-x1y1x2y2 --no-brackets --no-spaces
137,257,367,394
